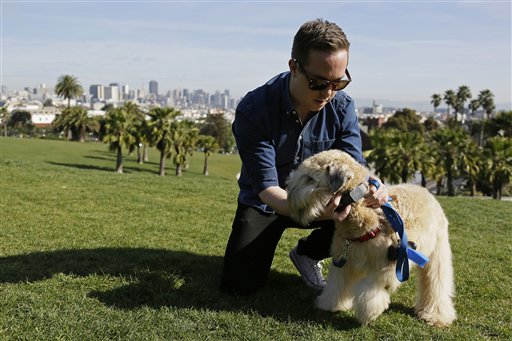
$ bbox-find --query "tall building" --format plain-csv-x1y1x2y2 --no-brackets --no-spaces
109,83,120,102
89,84,104,101
149,80,158,96
121,84,130,100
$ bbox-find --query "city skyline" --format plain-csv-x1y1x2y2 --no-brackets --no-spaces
2,1,511,111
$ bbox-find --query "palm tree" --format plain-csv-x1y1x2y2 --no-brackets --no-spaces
366,129,393,183
52,109,72,140
171,120,199,176
478,89,496,147
197,135,219,176
483,136,512,199
432,127,468,196
0,105,10,137
430,94,442,113
147,107,180,176
458,137,481,196
103,108,135,173
68,106,99,142
456,85,472,114
55,75,83,109
469,99,480,116
443,90,456,119
123,102,146,163
367,129,430,184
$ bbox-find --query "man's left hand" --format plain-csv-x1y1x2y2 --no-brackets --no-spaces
364,177,388,208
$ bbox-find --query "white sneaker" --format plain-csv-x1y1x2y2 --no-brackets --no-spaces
289,245,326,290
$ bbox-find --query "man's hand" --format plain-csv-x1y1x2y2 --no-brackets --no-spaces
316,192,352,222
364,177,388,208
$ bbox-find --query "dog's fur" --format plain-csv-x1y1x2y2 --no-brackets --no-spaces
286,149,456,327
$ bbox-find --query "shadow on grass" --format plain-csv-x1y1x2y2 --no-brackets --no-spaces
0,247,365,329
46,161,162,175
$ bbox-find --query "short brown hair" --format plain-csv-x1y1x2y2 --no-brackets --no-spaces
291,19,350,65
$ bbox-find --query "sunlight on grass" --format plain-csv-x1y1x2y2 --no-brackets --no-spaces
1,137,511,339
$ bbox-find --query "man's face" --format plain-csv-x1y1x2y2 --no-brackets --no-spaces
289,49,349,113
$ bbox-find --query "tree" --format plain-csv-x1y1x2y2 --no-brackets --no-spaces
454,85,472,118
477,89,495,147
483,136,512,200
0,105,10,137
458,137,481,196
103,107,135,173
8,110,34,136
432,127,468,196
443,90,456,118
469,99,480,116
486,111,512,138
52,109,73,140
67,106,99,142
367,129,431,184
197,135,219,175
423,116,439,132
199,113,235,152
55,75,83,109
430,94,442,113
171,120,199,176
147,107,180,176
123,102,146,163
382,108,424,133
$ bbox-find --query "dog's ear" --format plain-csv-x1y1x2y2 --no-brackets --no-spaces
327,165,345,193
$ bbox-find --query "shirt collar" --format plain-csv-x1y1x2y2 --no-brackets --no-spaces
281,72,301,122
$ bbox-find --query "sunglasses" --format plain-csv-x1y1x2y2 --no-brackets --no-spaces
294,59,351,91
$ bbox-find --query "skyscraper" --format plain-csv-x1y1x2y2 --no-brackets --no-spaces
149,80,158,96
89,84,104,101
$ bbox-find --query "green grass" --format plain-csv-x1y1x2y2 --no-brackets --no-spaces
1,137,511,340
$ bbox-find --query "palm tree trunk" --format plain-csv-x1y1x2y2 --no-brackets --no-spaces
203,155,209,176
159,151,166,176
143,144,149,162
479,122,485,147
436,177,444,195
137,145,143,164
116,145,123,173
447,170,454,196
468,176,476,196
80,127,85,142
176,164,182,176
401,169,408,183
421,172,427,187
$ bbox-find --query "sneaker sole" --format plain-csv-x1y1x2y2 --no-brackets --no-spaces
289,250,326,290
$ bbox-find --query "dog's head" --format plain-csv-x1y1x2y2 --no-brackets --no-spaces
286,150,369,225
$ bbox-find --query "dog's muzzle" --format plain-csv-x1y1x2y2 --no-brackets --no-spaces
334,182,368,212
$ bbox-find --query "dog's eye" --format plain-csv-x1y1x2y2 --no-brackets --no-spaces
327,166,345,193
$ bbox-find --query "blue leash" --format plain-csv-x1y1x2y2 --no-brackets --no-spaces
368,179,429,282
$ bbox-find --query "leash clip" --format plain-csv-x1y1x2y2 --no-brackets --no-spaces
333,240,350,268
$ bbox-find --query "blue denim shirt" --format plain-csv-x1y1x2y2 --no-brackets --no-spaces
233,71,365,213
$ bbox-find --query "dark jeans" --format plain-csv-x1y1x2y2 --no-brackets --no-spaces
220,203,335,295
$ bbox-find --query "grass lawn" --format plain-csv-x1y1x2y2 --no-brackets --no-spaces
1,136,511,340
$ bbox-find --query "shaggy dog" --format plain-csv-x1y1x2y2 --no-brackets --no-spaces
286,149,456,327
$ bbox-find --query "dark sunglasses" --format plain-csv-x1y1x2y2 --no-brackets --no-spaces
294,59,351,91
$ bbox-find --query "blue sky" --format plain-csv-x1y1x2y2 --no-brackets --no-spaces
2,0,511,109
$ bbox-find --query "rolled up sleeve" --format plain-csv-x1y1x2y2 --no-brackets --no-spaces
336,96,366,166
233,106,279,194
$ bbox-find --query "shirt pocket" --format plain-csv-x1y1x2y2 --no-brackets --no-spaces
303,138,335,159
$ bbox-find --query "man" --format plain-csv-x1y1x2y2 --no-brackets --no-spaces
220,19,387,295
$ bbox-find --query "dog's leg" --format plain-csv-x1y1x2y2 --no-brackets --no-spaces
352,275,391,325
315,264,357,312
415,223,456,327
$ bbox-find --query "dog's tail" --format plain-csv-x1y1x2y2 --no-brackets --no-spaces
415,217,457,327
